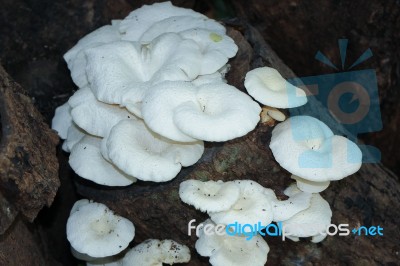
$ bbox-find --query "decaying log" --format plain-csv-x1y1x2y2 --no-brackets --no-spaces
0,65,60,234
75,22,400,265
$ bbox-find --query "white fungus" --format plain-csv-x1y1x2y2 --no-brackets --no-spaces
67,200,135,258
122,239,191,266
270,115,362,183
244,66,308,108
195,219,270,266
179,180,241,213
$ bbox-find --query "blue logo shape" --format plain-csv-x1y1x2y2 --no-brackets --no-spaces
289,39,382,163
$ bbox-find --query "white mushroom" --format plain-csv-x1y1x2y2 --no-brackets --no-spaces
179,180,240,212
244,67,308,108
103,119,204,182
122,239,191,266
195,219,269,266
279,184,332,243
64,24,121,88
52,102,72,139
176,28,238,75
141,81,261,142
270,116,362,184
84,33,202,106
62,123,86,152
119,1,207,41
69,135,136,186
209,180,276,225
69,87,137,137
67,200,135,258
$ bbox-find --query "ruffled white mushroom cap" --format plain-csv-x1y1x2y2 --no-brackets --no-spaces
102,119,204,182
292,174,331,193
179,29,238,75
85,33,201,106
271,187,312,222
179,180,240,213
244,67,308,108
67,200,135,258
280,184,332,243
270,115,362,182
119,1,207,41
141,81,261,142
52,102,72,139
62,123,86,152
69,135,136,186
69,87,137,137
195,219,269,266
64,24,121,88
209,180,276,225
122,239,191,266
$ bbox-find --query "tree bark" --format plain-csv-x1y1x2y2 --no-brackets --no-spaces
0,65,60,234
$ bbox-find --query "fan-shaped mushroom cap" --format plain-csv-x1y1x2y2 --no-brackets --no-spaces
179,180,240,213
103,119,204,182
270,115,362,182
67,200,135,258
244,67,308,108
69,135,136,186
142,81,261,142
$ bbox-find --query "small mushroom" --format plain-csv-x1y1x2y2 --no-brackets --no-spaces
244,66,308,108
209,180,276,225
195,219,269,266
179,180,241,212
270,116,362,185
122,239,191,266
67,200,135,258
279,184,332,243
260,106,286,126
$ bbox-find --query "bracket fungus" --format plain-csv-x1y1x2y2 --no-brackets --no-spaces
67,200,135,259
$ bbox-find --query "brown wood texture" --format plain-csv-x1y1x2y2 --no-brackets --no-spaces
0,65,60,234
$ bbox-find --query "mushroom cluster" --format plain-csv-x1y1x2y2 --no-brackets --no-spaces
67,200,190,266
52,1,261,185
179,179,314,265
